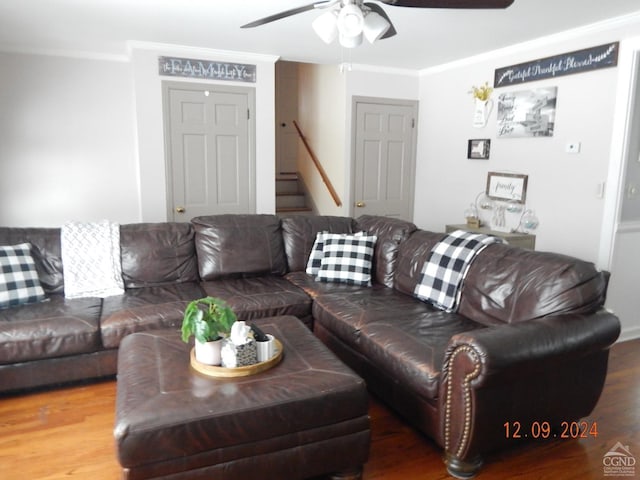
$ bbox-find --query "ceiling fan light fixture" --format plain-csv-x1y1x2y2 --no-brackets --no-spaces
337,4,364,38
339,31,363,48
312,10,338,44
362,11,390,43
311,1,390,48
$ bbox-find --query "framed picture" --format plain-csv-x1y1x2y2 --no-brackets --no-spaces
486,172,528,203
497,87,557,138
467,139,491,159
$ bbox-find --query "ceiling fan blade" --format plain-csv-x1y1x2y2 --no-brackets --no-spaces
363,3,397,39
241,3,319,29
376,0,514,8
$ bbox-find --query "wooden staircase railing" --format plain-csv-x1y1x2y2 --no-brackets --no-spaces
292,120,342,207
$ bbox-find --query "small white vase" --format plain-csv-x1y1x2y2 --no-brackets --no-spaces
194,338,223,365
473,98,494,128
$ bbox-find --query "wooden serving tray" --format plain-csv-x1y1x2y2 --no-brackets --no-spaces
190,338,283,378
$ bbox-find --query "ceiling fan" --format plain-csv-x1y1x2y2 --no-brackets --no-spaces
241,0,515,49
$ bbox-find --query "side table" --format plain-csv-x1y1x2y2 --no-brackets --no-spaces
445,224,536,250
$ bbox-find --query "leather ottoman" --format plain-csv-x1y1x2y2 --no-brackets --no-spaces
114,316,370,480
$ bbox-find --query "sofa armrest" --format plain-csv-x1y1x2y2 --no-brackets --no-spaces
447,309,620,377
440,310,620,478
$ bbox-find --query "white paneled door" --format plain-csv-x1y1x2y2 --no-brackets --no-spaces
163,81,255,221
353,98,418,221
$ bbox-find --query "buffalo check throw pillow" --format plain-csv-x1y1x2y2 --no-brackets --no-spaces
414,230,502,312
316,234,377,286
306,231,366,276
0,243,46,309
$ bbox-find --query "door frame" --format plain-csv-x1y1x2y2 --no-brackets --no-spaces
161,80,256,221
599,38,640,269
350,96,419,220
598,37,640,341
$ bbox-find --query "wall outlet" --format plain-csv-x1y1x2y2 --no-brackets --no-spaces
566,142,581,153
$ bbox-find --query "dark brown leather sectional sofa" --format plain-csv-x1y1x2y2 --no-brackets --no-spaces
0,214,620,478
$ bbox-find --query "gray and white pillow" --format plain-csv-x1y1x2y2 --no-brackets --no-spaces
306,231,366,276
316,234,377,286
0,243,46,309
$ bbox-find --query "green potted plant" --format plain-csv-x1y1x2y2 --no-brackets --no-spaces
181,296,237,365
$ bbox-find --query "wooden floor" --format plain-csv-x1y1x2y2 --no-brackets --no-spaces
0,339,638,479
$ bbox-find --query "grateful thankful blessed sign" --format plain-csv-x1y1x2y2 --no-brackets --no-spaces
158,56,256,83
494,42,618,87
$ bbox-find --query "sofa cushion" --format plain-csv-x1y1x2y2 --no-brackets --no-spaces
281,215,356,272
0,243,46,309
457,244,610,324
395,230,446,297
312,288,484,399
358,312,483,399
316,235,377,286
201,276,312,322
0,295,102,364
192,215,287,280
100,283,206,348
120,223,199,288
0,227,64,294
355,215,417,288
285,271,370,299
312,288,434,351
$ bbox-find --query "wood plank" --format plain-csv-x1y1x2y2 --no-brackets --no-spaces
0,339,637,479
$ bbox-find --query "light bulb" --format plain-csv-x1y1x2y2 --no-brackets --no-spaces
337,4,364,37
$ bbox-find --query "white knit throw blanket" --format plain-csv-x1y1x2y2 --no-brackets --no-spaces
61,220,124,299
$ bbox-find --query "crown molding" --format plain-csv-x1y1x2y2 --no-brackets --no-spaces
347,63,420,76
127,41,280,64
419,10,640,76
0,45,130,62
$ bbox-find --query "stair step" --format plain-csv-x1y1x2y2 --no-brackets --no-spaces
276,177,301,194
276,192,306,209
275,173,313,214
276,192,304,196
276,206,313,214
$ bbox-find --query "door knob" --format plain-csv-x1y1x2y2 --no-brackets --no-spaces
175,206,186,214
356,201,365,208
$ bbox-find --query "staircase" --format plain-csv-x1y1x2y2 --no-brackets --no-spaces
276,174,313,215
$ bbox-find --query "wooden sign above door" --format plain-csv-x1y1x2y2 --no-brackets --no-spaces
159,56,256,83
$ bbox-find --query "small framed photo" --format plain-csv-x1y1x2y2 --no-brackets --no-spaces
486,172,528,203
467,139,491,159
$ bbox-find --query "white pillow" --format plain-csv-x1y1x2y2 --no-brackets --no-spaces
316,234,377,286
305,231,366,276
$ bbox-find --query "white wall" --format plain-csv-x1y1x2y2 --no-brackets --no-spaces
0,45,278,228
415,16,640,341
0,52,139,227
130,44,278,221
296,63,420,216
415,23,637,264
297,63,348,216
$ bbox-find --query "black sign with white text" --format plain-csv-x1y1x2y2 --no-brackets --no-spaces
494,42,618,87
